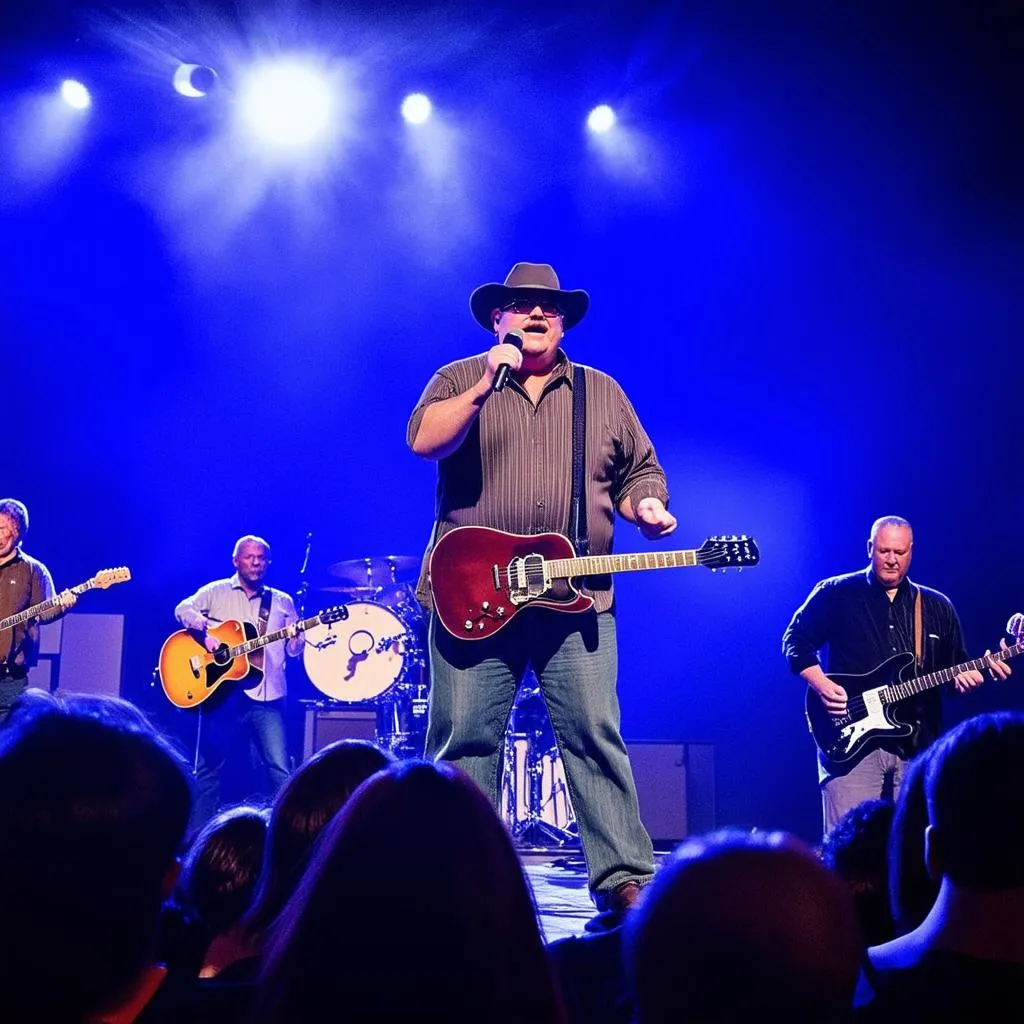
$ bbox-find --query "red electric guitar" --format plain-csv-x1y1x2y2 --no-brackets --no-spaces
429,526,759,640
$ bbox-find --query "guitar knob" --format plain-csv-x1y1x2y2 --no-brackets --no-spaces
496,606,505,617
482,601,490,611
464,620,473,631
477,622,486,630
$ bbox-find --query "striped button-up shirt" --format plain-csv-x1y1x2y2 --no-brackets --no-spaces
407,349,670,613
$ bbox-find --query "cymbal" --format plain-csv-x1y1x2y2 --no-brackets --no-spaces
326,555,420,588
316,585,378,597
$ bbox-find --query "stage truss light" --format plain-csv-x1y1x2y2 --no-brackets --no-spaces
401,93,433,125
586,104,616,134
237,59,334,148
173,63,219,98
60,80,91,111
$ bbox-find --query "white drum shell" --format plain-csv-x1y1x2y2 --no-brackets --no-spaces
303,601,413,703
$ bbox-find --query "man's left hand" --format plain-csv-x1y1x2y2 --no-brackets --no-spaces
954,641,1013,693
635,498,677,540
984,639,1013,682
56,590,78,611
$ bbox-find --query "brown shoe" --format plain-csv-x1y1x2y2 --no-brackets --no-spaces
593,879,646,914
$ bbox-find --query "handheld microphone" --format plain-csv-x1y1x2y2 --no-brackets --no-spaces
492,328,525,393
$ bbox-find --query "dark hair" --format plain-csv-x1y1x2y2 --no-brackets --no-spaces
0,497,29,536
624,829,861,1024
256,760,565,1024
888,748,939,933
926,711,1024,891
822,799,895,946
242,739,393,943
0,690,192,1021
179,805,268,935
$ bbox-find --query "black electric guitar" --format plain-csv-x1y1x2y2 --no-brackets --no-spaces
806,619,1024,768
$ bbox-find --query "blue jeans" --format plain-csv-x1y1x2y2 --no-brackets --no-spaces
426,608,655,895
189,691,290,830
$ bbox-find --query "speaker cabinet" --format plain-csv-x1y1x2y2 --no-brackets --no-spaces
303,705,378,761
626,740,716,847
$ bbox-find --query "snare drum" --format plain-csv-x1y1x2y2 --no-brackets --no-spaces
303,601,418,704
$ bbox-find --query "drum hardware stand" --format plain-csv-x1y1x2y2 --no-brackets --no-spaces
295,531,314,617
506,682,579,850
509,737,579,849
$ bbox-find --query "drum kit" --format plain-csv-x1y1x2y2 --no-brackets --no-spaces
302,553,578,847
302,555,429,757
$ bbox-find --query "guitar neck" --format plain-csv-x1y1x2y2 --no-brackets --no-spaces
547,549,701,579
885,639,1024,703
226,612,324,659
0,579,95,630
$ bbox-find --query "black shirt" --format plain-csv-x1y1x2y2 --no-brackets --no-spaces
782,569,969,763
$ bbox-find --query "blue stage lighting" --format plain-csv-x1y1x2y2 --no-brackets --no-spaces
586,104,616,134
173,63,218,98
238,59,334,147
401,93,433,125
60,80,91,111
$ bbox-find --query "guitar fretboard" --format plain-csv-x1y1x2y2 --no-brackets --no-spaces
547,549,700,578
884,639,1024,704
225,613,326,658
0,580,95,631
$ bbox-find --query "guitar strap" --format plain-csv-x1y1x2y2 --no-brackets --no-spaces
248,587,274,690
569,364,589,557
913,584,923,671
258,587,273,636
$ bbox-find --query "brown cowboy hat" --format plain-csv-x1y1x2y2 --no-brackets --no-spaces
469,262,590,331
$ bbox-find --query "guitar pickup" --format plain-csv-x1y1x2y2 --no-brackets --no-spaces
491,564,501,591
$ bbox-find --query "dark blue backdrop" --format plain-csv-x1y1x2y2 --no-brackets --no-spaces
4,0,1021,840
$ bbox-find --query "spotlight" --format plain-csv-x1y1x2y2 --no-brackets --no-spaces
60,79,91,111
586,104,616,134
238,59,333,148
173,63,218,98
401,93,432,125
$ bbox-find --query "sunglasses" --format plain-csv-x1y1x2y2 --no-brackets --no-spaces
500,297,564,319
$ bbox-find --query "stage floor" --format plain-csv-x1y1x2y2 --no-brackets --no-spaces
523,852,593,941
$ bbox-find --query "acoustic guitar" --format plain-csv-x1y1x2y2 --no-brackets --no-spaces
159,605,348,708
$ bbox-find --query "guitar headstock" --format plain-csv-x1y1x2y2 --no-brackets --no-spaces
1007,613,1024,644
698,535,760,571
320,605,350,625
92,567,131,589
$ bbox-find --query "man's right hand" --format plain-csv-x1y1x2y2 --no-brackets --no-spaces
202,630,220,653
812,678,848,716
485,341,523,385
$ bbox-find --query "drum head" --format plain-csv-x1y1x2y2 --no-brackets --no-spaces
303,601,415,703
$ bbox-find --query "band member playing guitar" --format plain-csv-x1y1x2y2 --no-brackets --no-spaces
0,498,77,723
782,515,1012,834
174,535,302,828
408,262,678,926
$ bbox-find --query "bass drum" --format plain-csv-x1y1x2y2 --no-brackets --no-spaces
303,601,419,704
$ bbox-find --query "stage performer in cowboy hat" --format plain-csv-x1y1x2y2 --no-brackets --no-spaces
407,262,676,928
